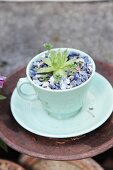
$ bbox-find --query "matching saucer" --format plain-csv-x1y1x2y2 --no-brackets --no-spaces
10,73,113,138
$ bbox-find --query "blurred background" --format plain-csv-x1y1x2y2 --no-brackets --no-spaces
0,1,113,75
0,1,113,170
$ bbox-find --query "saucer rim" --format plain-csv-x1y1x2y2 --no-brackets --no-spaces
10,72,113,138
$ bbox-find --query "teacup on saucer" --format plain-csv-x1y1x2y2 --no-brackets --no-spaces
11,73,113,138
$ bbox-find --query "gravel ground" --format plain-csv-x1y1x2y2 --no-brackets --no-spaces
0,2,113,75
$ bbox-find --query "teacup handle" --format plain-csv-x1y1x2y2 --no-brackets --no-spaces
17,77,38,101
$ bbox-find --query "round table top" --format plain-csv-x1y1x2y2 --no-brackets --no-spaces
0,60,113,160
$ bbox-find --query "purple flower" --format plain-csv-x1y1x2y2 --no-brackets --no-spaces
0,76,6,88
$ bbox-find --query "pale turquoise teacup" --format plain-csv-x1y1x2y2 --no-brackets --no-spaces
17,48,95,119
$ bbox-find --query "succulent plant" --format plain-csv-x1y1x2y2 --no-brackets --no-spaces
30,43,93,90
37,43,77,80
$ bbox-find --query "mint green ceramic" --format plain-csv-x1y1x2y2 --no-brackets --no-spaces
17,48,95,119
11,73,113,138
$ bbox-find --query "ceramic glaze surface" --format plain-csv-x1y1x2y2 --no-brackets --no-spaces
11,73,113,138
17,48,95,119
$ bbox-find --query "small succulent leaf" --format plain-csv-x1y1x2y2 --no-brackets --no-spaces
37,67,55,73
54,74,62,83
52,62,59,69
44,43,53,51
61,51,65,66
49,51,59,69
49,51,56,64
54,69,67,78
64,58,77,67
42,58,52,66
0,95,6,100
56,50,63,68
62,50,68,63
0,140,7,151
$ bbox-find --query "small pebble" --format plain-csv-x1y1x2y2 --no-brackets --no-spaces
66,85,71,89
49,84,56,89
74,73,80,80
55,83,60,89
70,80,76,87
49,76,55,85
66,78,70,85
60,82,67,90
76,58,84,63
30,70,36,77
68,52,80,60
33,74,42,79
76,79,82,86
82,56,90,63
33,61,40,67
33,79,43,86
69,76,74,81
42,81,49,88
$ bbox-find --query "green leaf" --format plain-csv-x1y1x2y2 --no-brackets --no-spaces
42,58,52,66
49,51,59,69
54,74,62,83
62,50,68,64
54,69,67,78
57,50,64,67
49,51,56,64
0,95,6,100
39,44,77,78
37,66,55,73
0,140,8,152
64,58,77,67
44,43,53,51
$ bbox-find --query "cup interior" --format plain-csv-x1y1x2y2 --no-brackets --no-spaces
26,48,96,92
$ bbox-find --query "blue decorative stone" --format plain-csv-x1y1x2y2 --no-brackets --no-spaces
81,72,88,80
82,64,87,71
55,86,60,90
62,77,67,81
55,83,60,89
68,52,80,60
76,79,82,86
60,80,67,90
68,51,80,57
49,84,56,89
74,73,80,80
30,70,36,77
82,56,90,64
70,80,76,87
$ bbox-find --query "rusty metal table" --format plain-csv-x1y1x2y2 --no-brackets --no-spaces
0,60,113,160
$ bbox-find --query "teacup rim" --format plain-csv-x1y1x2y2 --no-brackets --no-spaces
26,48,96,93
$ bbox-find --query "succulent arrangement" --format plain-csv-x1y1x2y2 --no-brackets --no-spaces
30,43,93,90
